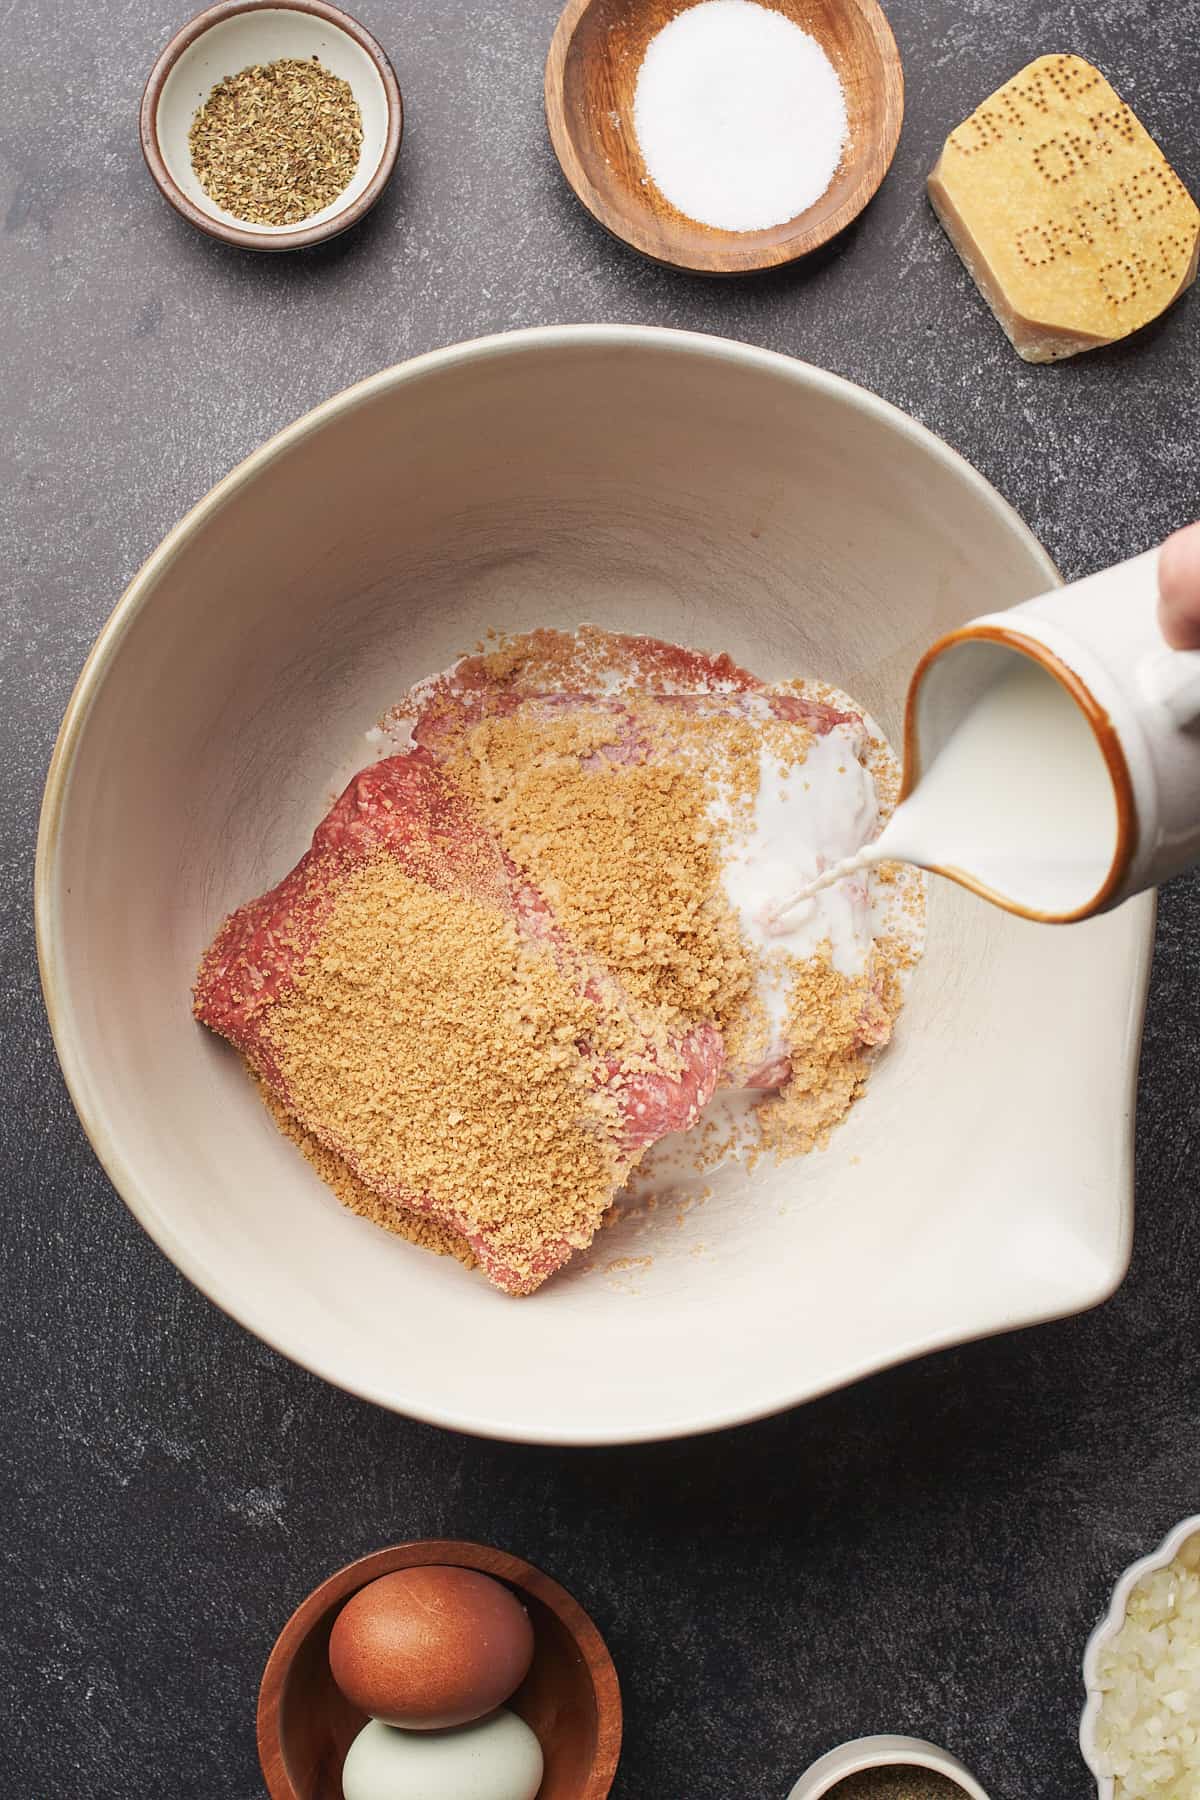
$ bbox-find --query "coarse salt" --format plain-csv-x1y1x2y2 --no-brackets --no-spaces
632,0,848,232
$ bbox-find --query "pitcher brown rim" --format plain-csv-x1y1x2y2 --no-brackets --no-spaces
901,622,1138,924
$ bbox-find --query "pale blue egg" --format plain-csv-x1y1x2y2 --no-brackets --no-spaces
342,1708,544,1800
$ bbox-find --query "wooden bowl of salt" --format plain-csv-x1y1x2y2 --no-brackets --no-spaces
544,0,903,275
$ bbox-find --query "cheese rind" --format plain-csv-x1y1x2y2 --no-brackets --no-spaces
928,54,1200,363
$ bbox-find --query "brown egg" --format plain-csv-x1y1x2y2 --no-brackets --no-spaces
328,1566,536,1730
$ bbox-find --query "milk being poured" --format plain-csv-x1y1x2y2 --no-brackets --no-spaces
777,654,1119,920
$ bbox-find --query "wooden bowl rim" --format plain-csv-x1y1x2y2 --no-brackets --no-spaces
544,0,904,275
256,1538,623,1800
139,0,403,252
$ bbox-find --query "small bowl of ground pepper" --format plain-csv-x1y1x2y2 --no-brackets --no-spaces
786,1736,992,1800
140,0,402,250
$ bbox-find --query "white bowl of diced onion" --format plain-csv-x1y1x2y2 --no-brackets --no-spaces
1081,1514,1200,1799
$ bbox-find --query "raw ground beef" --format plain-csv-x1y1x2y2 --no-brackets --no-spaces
194,747,723,1293
196,628,909,1294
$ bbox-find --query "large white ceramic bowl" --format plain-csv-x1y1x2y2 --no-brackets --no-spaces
36,325,1153,1444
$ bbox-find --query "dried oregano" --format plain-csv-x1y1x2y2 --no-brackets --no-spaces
188,56,363,227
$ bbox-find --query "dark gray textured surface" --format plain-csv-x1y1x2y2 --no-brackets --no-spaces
3,0,1199,1794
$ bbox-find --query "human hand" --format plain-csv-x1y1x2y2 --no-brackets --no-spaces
1159,523,1200,651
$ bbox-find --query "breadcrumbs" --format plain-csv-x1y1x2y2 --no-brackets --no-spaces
258,1077,477,1269
755,933,916,1157
417,624,762,699
444,700,754,1042
262,858,626,1288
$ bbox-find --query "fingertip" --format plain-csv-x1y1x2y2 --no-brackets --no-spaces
1159,526,1200,651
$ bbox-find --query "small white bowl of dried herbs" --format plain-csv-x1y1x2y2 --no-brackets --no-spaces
140,0,402,251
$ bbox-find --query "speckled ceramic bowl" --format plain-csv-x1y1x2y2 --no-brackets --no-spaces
141,0,402,250
1080,1513,1200,1797
35,324,1153,1444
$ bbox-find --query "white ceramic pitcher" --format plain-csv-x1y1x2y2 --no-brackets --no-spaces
892,544,1200,922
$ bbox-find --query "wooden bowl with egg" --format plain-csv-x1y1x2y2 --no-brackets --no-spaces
257,1539,622,1799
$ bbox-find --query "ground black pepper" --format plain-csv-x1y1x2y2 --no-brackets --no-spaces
831,1769,967,1800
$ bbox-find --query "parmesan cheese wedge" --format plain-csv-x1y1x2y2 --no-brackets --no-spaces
928,54,1200,363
